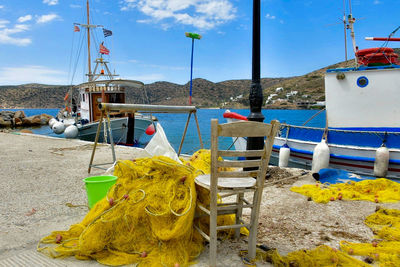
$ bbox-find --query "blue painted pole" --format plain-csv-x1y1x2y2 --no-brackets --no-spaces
185,32,201,105
189,38,194,105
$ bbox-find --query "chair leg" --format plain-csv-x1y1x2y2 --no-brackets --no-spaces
248,190,262,260
234,192,244,239
209,190,218,266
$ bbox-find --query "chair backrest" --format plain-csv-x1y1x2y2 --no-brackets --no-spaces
210,119,280,187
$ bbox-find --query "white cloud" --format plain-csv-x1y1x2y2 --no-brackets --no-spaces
265,13,276,20
36,13,60,24
70,4,81,8
43,0,59,6
18,15,32,23
0,5,4,9
373,0,382,4
0,23,31,46
0,19,9,29
121,0,236,30
0,66,66,85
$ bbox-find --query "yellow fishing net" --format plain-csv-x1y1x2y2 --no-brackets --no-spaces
340,208,400,266
38,149,246,266
263,178,400,267
261,245,370,267
291,178,400,203
259,208,400,266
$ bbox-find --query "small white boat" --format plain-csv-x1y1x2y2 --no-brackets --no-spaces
224,8,400,179
51,0,153,145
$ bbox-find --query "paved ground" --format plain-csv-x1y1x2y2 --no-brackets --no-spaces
0,132,271,267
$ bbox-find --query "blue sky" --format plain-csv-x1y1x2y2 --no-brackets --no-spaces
0,0,399,85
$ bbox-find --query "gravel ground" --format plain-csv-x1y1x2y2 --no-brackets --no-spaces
1,132,399,266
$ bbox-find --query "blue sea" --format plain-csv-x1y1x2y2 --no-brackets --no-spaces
1,108,325,154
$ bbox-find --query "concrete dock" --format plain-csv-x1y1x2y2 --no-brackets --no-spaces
1,131,399,266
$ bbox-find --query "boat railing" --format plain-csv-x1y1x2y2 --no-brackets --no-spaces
279,123,400,149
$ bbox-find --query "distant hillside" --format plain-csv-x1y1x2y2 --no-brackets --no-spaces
1,51,398,109
126,77,288,108
0,84,70,109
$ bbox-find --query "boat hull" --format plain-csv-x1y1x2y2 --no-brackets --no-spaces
77,116,152,145
272,127,400,179
224,112,400,179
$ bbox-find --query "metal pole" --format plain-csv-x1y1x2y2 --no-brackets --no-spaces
189,38,194,105
88,110,104,173
185,32,201,105
247,0,265,151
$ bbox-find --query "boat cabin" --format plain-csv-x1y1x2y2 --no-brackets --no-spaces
77,80,143,123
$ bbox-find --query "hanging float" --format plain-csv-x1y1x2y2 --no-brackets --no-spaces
311,139,330,173
374,143,389,177
52,121,65,134
278,144,290,167
64,125,79,139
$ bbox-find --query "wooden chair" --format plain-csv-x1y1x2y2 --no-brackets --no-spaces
194,118,280,266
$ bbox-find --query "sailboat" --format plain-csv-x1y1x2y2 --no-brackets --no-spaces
224,2,400,179
49,0,154,145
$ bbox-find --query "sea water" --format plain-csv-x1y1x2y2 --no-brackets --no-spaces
1,108,325,154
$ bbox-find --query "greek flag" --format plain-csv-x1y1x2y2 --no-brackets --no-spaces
103,28,112,37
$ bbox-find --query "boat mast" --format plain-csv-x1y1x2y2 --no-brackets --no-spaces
86,0,92,81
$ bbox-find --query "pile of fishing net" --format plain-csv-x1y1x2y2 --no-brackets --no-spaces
258,178,400,267
257,208,400,266
290,178,400,203
340,208,400,266
38,149,245,266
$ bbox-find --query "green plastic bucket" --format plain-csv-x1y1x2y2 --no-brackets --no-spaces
83,175,118,208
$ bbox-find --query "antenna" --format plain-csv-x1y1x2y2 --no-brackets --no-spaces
345,0,358,66
342,0,348,61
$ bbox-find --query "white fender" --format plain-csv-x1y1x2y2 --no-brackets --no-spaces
64,125,79,139
49,118,57,128
312,139,330,173
279,144,290,167
374,145,389,177
52,121,65,134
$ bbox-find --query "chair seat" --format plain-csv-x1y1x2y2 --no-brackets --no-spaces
195,174,256,189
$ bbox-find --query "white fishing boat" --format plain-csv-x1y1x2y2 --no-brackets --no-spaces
224,8,400,179
49,0,153,145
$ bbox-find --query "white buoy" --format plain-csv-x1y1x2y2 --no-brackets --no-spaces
374,144,389,177
49,118,57,128
52,121,65,134
312,139,330,173
64,125,79,138
279,144,290,167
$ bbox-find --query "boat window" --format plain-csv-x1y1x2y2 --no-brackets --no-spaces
357,76,369,88
109,93,124,103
